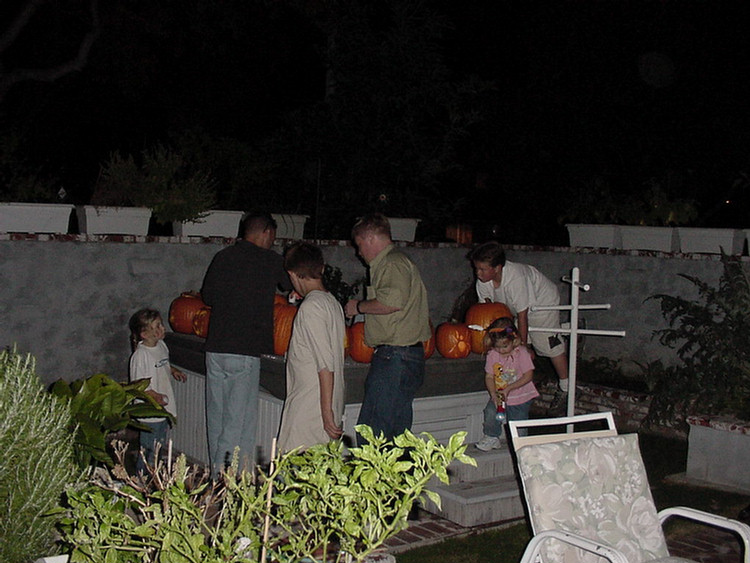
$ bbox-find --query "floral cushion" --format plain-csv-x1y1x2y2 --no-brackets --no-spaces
517,434,671,563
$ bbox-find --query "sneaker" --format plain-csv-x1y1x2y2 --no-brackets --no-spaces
558,378,570,392
475,435,502,451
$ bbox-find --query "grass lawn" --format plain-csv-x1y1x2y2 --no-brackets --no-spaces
398,432,750,563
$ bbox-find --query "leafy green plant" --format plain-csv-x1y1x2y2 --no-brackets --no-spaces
322,264,365,308
267,426,475,563
0,347,79,563
57,426,474,563
50,373,175,470
91,145,217,223
645,256,750,426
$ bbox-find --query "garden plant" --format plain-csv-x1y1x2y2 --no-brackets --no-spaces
0,347,79,563
57,425,475,563
645,255,750,427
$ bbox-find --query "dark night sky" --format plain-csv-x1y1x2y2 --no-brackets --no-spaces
3,1,750,243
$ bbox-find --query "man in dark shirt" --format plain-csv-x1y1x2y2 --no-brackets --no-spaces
201,213,291,477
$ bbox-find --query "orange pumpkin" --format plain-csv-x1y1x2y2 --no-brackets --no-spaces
274,293,287,306
192,307,211,338
348,321,374,363
436,322,472,359
465,302,513,354
423,322,436,359
169,292,206,334
273,303,298,356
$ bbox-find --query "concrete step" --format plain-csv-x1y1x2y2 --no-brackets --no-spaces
450,442,516,482
423,474,526,528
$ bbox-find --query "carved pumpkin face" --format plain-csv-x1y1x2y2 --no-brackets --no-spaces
192,307,211,338
435,322,472,359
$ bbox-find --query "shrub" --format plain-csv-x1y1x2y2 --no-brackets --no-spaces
645,256,750,427
0,348,78,563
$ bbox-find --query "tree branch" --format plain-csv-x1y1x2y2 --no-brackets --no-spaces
0,0,100,102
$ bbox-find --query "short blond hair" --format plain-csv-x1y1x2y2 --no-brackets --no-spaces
351,213,391,240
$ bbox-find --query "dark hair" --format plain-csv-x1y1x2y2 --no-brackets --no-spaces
129,308,161,352
284,241,324,279
241,212,277,238
482,316,520,353
467,241,506,268
351,213,391,240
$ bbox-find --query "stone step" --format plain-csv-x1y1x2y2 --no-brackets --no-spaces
450,442,516,482
422,474,526,528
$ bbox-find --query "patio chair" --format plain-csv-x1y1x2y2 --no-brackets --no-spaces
508,413,750,563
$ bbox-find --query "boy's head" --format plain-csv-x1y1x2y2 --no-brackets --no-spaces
467,241,506,268
284,241,324,280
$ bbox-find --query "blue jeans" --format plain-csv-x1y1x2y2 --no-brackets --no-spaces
206,352,260,478
482,399,532,438
356,345,425,444
138,419,170,474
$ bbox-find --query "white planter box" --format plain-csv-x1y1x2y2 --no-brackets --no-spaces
676,228,744,255
173,210,244,238
76,206,152,235
687,415,750,493
566,224,621,249
271,214,308,239
387,217,420,242
619,225,677,252
0,202,73,234
34,556,69,563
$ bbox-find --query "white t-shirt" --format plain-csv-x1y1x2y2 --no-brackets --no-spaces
475,260,559,315
129,339,176,422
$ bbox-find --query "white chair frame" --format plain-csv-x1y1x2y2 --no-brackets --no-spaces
509,413,750,563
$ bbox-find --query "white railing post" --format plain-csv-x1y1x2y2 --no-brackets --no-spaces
529,267,626,424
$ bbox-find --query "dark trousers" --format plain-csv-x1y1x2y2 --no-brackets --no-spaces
356,344,425,444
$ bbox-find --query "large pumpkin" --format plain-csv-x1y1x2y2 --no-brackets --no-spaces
274,293,287,306
192,307,211,338
169,292,206,334
465,302,513,354
423,322,436,359
348,321,374,363
436,322,472,359
273,303,298,356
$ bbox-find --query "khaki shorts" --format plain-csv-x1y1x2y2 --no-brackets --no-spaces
528,309,566,358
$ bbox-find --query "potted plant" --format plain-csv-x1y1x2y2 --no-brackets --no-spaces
56,426,475,563
645,255,750,491
0,135,73,234
562,178,697,251
78,145,217,236
0,348,78,563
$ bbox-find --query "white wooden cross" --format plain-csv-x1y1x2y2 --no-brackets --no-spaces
529,267,626,420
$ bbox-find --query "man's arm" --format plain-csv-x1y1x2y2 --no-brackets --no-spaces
344,298,400,317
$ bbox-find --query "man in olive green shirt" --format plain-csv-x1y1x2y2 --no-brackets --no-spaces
345,213,431,443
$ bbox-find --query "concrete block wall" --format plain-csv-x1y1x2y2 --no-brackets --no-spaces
0,232,744,388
